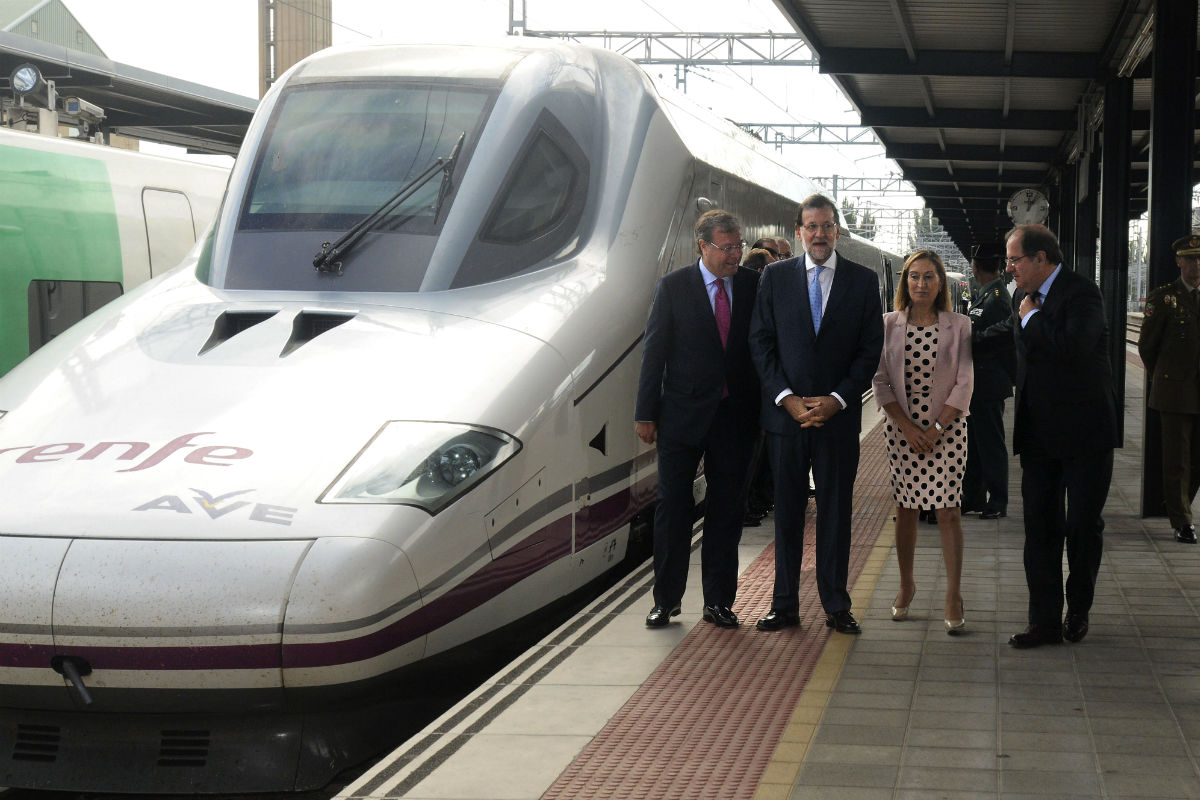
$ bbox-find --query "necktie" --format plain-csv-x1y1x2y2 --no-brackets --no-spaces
714,278,731,348
809,265,824,333
714,278,731,398
1029,290,1042,307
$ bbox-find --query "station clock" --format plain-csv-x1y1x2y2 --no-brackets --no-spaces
1007,188,1050,225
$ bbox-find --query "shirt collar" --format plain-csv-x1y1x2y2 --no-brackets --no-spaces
1036,263,1062,298
805,250,838,271
698,260,726,286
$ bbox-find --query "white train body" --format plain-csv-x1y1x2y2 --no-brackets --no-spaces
0,41,898,792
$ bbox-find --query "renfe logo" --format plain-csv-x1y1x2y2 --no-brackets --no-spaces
0,432,252,472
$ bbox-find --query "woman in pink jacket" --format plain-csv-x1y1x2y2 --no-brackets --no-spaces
872,250,974,634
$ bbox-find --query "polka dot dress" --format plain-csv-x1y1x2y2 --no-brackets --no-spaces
885,324,967,510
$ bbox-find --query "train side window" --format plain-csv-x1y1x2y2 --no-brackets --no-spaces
483,132,575,243
143,189,197,277
27,279,122,354
453,112,588,288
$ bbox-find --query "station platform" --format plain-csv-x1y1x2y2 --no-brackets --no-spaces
338,346,1200,800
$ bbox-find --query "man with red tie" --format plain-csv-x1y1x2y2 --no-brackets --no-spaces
635,210,761,628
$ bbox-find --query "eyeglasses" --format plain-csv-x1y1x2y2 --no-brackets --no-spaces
1004,254,1030,267
801,222,838,235
704,240,745,255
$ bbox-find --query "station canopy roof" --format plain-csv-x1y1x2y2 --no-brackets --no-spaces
0,30,256,154
772,0,1167,256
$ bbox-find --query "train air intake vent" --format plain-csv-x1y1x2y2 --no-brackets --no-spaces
199,310,279,354
280,311,355,356
158,729,210,767
12,724,59,762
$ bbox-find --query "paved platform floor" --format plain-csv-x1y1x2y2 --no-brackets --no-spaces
342,354,1200,799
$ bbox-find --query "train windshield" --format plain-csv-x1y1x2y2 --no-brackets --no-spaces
241,83,487,233
221,81,495,292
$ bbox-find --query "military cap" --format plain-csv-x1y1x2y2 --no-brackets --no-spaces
1172,233,1200,256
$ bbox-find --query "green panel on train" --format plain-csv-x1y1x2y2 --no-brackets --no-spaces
0,144,122,375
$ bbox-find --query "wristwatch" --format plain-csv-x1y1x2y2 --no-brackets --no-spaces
933,420,944,433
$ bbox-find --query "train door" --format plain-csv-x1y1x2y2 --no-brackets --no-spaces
143,188,198,276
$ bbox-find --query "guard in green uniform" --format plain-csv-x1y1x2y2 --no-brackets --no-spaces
1138,233,1200,543
962,252,1015,518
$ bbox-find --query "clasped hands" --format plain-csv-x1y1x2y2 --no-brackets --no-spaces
902,419,940,454
782,394,839,428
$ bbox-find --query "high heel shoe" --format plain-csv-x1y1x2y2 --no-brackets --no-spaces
891,588,915,621
945,599,965,635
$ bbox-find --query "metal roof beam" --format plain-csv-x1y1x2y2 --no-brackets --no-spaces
819,48,1104,78
862,106,1075,130
886,142,1057,162
912,183,1038,199
905,166,1047,184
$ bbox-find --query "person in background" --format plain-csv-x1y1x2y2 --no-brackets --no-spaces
742,247,776,274
1138,233,1200,544
774,237,793,259
740,246,778,528
1005,224,1118,648
749,194,883,635
872,250,973,634
962,251,1014,520
635,209,760,629
751,238,780,260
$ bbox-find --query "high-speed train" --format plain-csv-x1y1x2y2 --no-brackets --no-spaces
0,127,230,376
0,40,900,793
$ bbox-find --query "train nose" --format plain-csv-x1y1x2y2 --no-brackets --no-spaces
0,536,313,709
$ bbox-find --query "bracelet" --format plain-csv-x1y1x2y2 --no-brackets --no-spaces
933,420,944,433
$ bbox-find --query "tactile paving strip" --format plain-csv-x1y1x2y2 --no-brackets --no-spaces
542,425,894,800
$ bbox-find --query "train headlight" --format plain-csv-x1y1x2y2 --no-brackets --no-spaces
320,421,521,514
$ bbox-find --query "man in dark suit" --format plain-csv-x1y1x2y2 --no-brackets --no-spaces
635,209,760,629
749,194,884,635
1138,233,1200,544
962,252,1015,519
1005,224,1119,648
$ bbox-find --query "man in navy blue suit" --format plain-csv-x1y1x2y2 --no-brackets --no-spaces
749,194,884,634
635,209,760,629
1004,224,1119,648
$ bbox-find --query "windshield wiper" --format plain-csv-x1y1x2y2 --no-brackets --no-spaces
313,132,466,275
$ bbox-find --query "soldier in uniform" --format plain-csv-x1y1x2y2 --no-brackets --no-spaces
1138,233,1200,544
962,251,1016,519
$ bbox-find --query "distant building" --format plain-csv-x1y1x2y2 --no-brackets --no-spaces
259,0,331,98
0,0,104,56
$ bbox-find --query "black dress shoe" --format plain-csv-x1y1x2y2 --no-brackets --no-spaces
645,604,681,628
825,609,862,634
980,509,1007,520
756,608,801,631
1063,613,1089,643
1176,525,1197,544
702,605,739,628
742,514,761,527
960,503,982,515
1008,623,1063,648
